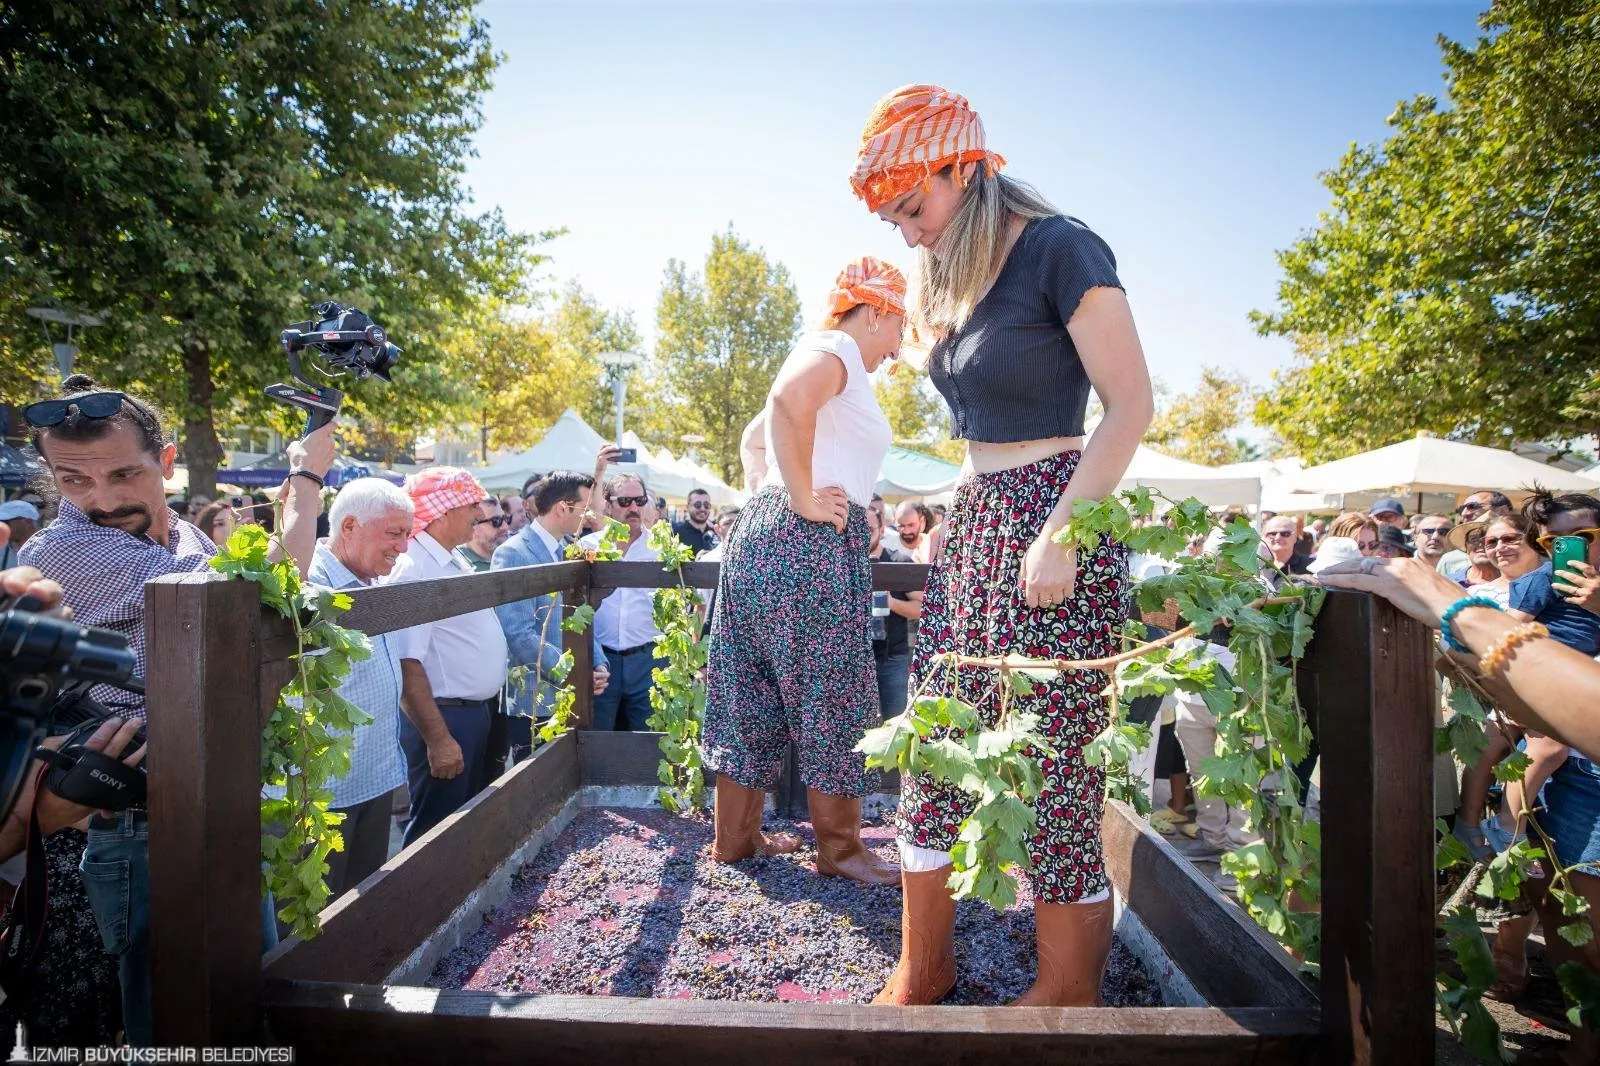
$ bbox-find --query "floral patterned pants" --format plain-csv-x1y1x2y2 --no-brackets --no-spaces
703,486,879,797
896,451,1131,903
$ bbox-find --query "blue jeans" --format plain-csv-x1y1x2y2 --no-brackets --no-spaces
83,813,282,1047
82,811,151,1046
875,653,909,720
592,647,665,731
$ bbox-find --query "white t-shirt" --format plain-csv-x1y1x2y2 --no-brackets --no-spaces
762,330,892,508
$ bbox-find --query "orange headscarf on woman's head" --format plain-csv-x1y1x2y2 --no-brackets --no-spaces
849,84,1006,213
825,256,907,322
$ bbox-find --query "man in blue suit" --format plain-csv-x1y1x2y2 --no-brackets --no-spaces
489,470,609,770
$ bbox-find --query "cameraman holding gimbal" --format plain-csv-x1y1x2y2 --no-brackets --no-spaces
16,376,333,1046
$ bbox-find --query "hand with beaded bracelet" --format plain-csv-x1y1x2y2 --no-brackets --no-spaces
1317,555,1600,761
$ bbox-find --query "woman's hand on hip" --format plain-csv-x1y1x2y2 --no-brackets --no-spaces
790,486,849,533
1021,531,1077,609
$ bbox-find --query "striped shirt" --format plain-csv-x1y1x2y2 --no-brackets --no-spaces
306,541,406,809
18,498,216,720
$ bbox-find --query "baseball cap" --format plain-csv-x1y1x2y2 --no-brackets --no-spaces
1369,497,1405,518
0,501,41,523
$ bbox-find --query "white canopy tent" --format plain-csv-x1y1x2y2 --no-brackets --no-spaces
1286,433,1600,506
470,409,743,504
1215,458,1342,516
1116,445,1261,508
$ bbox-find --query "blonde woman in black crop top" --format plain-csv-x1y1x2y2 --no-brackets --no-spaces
852,84,1154,1008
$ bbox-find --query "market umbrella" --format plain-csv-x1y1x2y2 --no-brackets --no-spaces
1287,433,1600,506
1116,445,1261,509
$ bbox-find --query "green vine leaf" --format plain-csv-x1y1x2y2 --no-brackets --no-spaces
212,520,369,940
562,603,596,633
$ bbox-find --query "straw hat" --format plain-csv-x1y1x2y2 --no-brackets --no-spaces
1448,520,1487,553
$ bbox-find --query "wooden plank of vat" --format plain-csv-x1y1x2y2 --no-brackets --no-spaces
1307,590,1434,1066
264,982,1320,1065
146,572,268,1047
589,560,929,594
578,729,668,787
1102,801,1314,1009
331,560,590,639
263,732,581,985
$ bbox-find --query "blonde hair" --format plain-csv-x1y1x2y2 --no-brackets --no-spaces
913,167,1058,339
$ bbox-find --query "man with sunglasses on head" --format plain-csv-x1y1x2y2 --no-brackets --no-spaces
580,469,666,731
455,498,510,573
17,375,333,1046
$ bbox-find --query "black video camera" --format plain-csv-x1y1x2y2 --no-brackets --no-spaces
266,301,402,437
0,594,145,823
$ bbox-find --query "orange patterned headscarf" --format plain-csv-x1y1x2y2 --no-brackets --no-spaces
849,84,1006,212
826,256,907,321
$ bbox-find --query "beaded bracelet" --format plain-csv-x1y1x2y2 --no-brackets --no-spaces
1440,595,1503,652
1477,622,1549,677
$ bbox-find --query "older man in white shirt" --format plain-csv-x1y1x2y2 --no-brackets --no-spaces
582,472,665,731
389,467,509,845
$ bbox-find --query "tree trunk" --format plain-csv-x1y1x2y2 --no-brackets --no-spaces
181,340,224,499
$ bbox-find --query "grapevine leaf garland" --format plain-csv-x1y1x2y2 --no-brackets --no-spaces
863,489,1326,954
210,522,371,942
644,521,708,813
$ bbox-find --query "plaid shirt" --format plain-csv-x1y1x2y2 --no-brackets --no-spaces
306,541,406,809
18,498,216,720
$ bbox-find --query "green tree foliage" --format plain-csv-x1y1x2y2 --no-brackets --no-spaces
874,368,966,464
0,0,546,492
1252,0,1600,460
654,229,801,483
1144,366,1263,466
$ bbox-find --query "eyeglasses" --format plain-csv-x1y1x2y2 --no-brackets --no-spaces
1262,530,1297,540
1458,502,1487,515
1416,526,1452,537
689,501,711,509
1536,528,1600,551
24,391,127,427
1374,544,1410,558
1483,535,1527,550
474,515,511,528
612,495,649,507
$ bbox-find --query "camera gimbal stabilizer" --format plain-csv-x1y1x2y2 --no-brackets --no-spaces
267,301,402,436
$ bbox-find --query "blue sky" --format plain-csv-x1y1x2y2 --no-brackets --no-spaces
463,0,1486,396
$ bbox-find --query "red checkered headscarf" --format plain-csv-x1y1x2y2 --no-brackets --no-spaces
404,466,487,537
849,84,1006,213
826,256,907,321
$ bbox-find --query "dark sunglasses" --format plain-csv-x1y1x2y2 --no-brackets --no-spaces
24,390,126,427
612,495,649,508
474,515,511,528
1416,525,1452,537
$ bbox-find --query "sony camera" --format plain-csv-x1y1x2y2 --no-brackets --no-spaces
266,301,403,436
0,593,145,823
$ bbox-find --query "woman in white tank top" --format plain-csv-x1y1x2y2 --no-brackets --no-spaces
701,257,905,885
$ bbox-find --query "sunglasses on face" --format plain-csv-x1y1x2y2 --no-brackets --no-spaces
612,495,649,508
1262,530,1297,540
1536,528,1600,551
1459,501,1487,515
1357,541,1379,554
1417,526,1452,537
24,390,127,427
474,515,511,528
1375,544,1409,558
690,501,711,509
1483,535,1527,550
